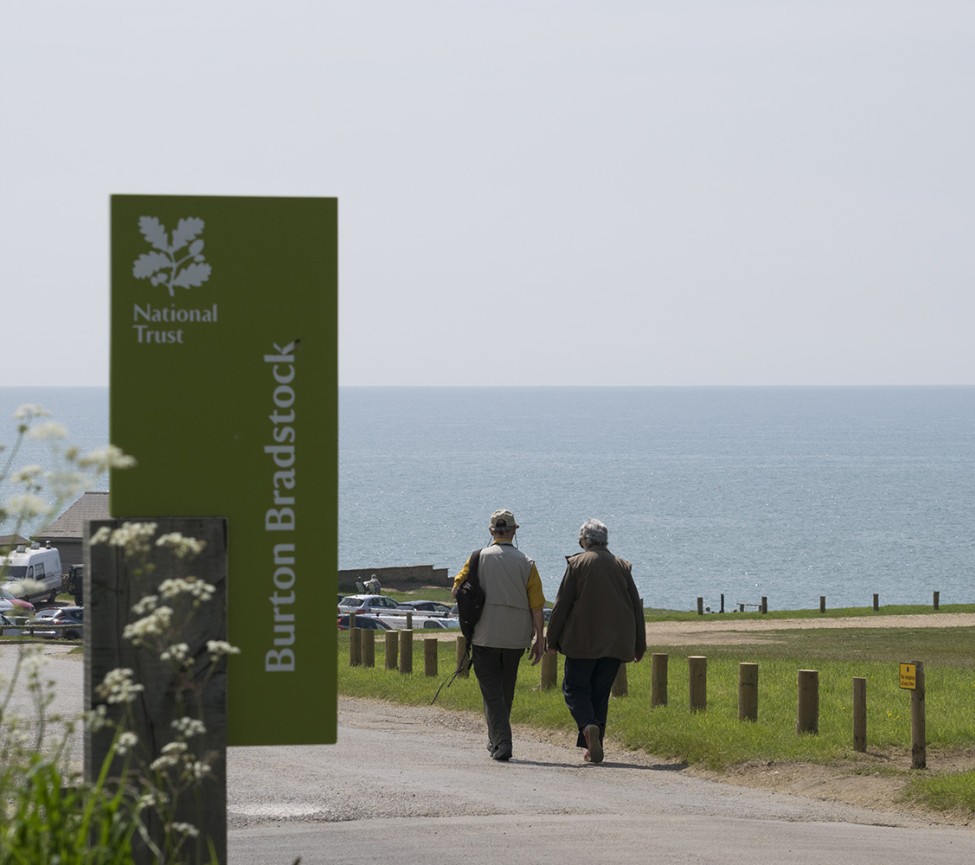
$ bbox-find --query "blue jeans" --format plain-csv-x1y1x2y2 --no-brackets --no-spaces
562,657,622,748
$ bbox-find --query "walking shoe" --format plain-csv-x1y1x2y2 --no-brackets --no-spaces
583,725,603,764
492,743,512,761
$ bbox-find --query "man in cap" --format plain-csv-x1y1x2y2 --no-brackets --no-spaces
452,509,546,761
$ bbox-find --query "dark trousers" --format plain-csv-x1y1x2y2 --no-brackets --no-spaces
471,645,524,753
562,656,622,748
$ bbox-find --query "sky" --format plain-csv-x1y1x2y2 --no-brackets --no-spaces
3,1,974,387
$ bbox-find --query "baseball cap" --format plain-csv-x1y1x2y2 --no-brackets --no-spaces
489,509,519,531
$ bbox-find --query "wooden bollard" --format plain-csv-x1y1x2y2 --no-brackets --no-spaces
852,677,867,752
398,629,413,674
651,653,668,707
455,636,469,677
911,661,926,770
688,656,707,712
697,596,704,616
540,651,557,690
349,627,361,667
797,669,819,734
361,629,375,668
385,631,398,670
406,611,414,629
933,591,940,611
819,596,826,614
612,663,628,697
760,596,768,614
424,638,438,677
738,663,759,722
873,593,879,612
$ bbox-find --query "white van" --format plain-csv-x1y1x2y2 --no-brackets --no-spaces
1,543,63,604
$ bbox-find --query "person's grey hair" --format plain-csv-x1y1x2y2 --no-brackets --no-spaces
579,518,608,546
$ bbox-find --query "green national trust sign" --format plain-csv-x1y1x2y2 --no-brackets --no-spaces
110,195,337,745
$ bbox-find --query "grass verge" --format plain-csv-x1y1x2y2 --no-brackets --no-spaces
338,614,975,817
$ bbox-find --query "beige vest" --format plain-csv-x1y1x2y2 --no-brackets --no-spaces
473,542,533,649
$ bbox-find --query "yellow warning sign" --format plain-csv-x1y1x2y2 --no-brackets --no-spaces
899,663,917,690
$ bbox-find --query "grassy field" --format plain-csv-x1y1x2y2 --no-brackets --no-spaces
339,599,975,817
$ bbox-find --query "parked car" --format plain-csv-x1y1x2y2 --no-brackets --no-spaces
337,594,404,615
0,587,35,615
27,605,84,640
374,614,460,631
397,600,452,616
337,614,392,631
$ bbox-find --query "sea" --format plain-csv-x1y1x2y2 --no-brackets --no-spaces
3,386,974,612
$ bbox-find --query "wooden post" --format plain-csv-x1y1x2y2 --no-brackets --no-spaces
349,627,362,667
424,638,438,677
720,594,725,614
819,596,826,614
612,662,628,697
697,596,704,616
688,656,707,713
455,636,469,677
651,653,668,708
933,591,940,611
385,631,398,670
85,517,228,865
540,651,557,690
797,669,819,734
760,596,768,614
873,593,879,612
361,629,375,667
852,677,867,752
738,663,759,722
399,629,413,674
911,661,926,770
406,611,414,629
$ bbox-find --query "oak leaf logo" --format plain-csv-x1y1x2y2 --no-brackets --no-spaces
132,216,212,296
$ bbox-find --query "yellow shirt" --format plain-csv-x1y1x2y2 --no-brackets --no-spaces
452,540,545,610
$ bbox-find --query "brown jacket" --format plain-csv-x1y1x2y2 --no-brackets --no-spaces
545,546,647,661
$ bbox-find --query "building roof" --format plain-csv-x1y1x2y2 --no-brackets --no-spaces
0,534,32,550
38,491,110,539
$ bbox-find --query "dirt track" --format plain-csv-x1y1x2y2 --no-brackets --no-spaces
646,611,975,645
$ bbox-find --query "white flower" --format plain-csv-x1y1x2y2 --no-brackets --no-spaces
158,577,215,604
10,464,43,484
156,533,207,559
96,668,145,704
13,403,51,421
116,731,139,755
189,761,211,780
91,521,158,557
207,640,241,659
3,494,48,518
171,716,207,738
150,753,179,771
172,718,202,738
131,595,159,616
160,643,192,664
86,705,110,732
26,421,68,441
122,606,173,645
161,741,188,756
169,822,199,839
76,445,137,471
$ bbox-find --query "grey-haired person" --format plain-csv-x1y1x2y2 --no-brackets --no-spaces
545,518,646,763
451,509,546,762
